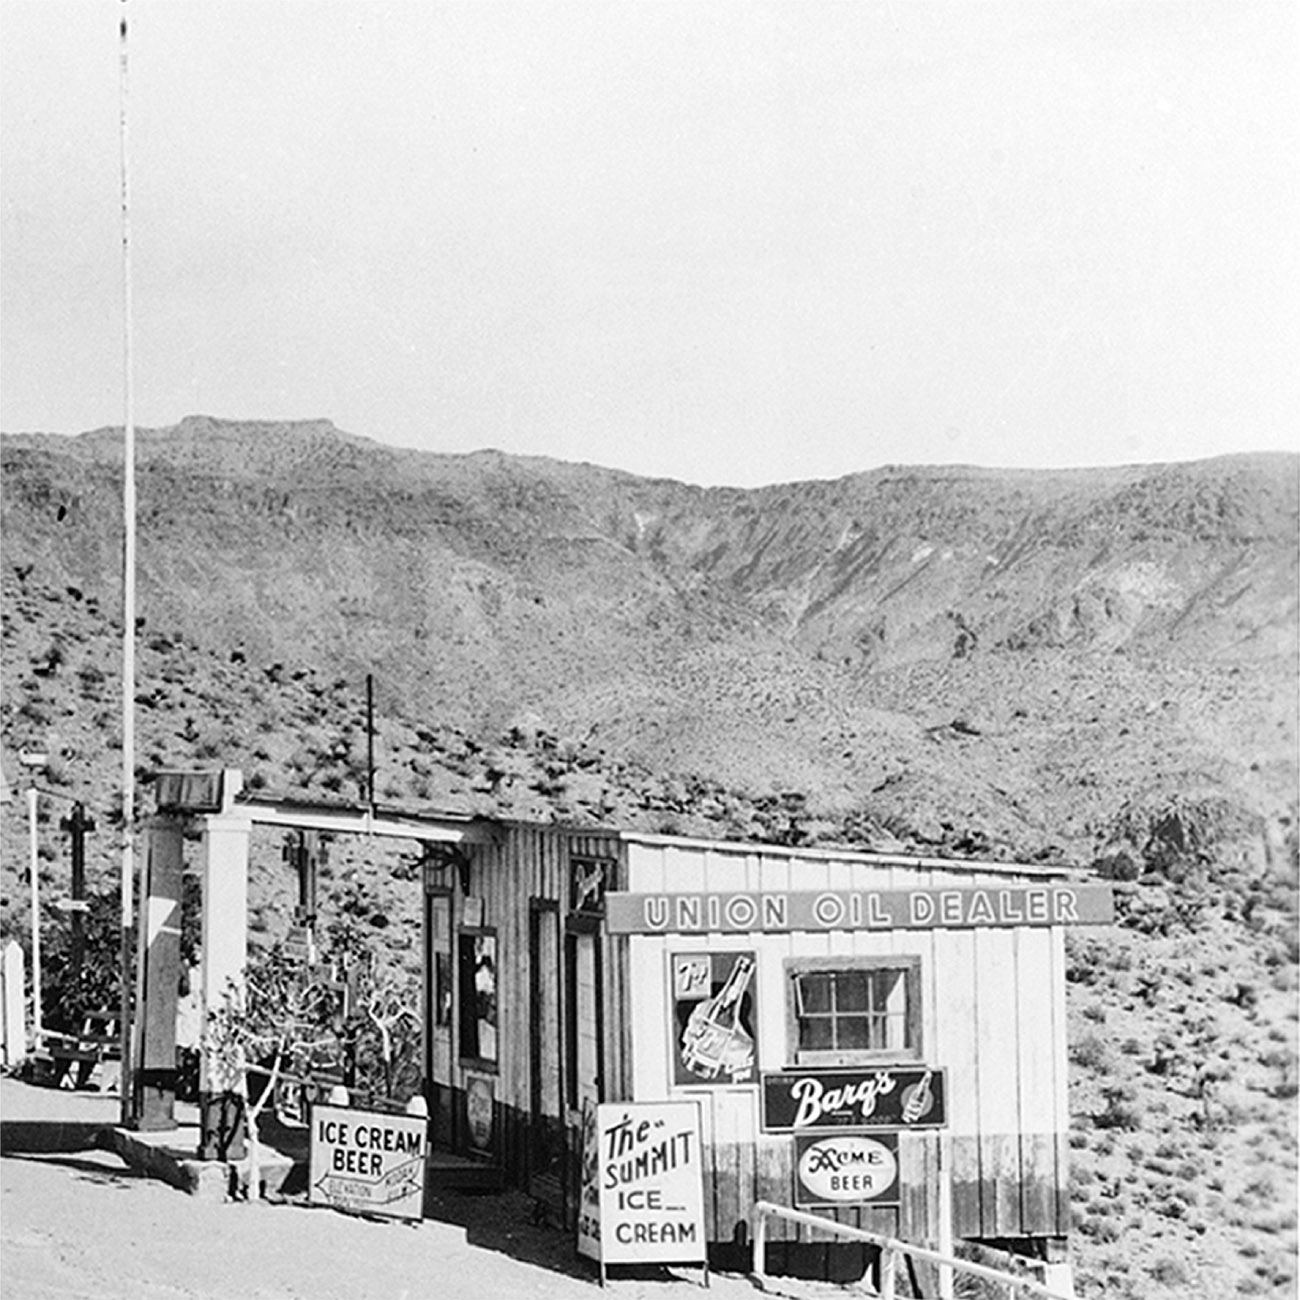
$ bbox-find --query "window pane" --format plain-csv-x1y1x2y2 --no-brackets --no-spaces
838,1015,871,1049
835,971,870,1011
798,974,832,1013
799,1016,834,1051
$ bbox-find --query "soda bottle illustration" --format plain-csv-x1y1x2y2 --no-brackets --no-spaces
902,1069,934,1123
680,955,756,1081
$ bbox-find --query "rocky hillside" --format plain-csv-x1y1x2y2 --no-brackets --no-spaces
1,418,1296,1298
2,418,1295,855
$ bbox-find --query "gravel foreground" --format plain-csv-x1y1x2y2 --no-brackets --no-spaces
0,1147,774,1300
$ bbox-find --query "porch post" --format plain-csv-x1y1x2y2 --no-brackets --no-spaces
196,794,252,1159
132,817,184,1129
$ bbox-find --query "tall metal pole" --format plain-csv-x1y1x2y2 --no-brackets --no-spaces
118,0,137,1126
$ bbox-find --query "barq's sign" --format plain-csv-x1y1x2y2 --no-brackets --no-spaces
761,1067,947,1132
604,884,1112,935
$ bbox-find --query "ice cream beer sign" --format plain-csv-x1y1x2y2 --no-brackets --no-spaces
761,1066,947,1132
308,1104,427,1221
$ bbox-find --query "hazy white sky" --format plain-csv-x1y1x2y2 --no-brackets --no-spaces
1,2,1295,486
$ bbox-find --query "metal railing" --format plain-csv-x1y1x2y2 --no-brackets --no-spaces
751,1200,1074,1300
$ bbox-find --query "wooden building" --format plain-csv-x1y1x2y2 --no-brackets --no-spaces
139,775,1109,1281
422,820,1113,1275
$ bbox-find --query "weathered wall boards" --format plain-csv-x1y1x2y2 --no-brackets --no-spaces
140,774,1112,1280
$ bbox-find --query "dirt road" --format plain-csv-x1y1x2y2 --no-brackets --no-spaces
1,1146,767,1300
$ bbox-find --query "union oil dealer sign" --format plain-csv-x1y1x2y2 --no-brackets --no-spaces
604,884,1113,934
308,1104,427,1221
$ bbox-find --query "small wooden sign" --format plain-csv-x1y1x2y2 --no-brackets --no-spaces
577,1101,707,1271
795,1131,900,1208
761,1066,946,1132
308,1103,427,1221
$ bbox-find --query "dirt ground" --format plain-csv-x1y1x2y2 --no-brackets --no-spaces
0,1145,774,1300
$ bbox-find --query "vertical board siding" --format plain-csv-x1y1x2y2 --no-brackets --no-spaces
925,866,981,1240
972,891,1023,1239
493,835,1076,1258
441,825,624,1186
1016,925,1063,1235
1050,927,1071,1239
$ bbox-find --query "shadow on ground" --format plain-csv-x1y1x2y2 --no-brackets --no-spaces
6,1148,147,1191
422,1187,705,1287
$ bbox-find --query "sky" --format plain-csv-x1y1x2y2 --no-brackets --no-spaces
1,1,1296,488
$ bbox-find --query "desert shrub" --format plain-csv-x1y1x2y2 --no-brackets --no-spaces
77,662,106,696
1071,1031,1111,1071
1149,1256,1191,1286
1094,1085,1140,1131
1080,1212,1121,1242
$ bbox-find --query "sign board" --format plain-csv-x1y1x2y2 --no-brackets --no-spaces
154,769,225,813
308,1104,427,1221
671,951,758,1085
761,1067,946,1132
577,1100,707,1267
577,1101,602,1261
795,1131,900,1208
465,1074,495,1156
605,884,1113,934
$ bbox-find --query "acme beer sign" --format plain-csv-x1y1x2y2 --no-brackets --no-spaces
761,1067,947,1132
604,884,1112,934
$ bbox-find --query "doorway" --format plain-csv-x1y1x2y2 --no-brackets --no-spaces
528,900,563,1208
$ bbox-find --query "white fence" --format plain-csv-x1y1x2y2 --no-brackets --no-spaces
751,1200,1075,1300
1,941,25,1067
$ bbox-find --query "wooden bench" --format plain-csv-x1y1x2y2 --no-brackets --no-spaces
36,1010,121,1090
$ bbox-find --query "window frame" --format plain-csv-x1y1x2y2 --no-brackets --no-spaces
457,925,500,1073
783,954,923,1067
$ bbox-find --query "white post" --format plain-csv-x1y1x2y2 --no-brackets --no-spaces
198,806,252,1093
751,1202,767,1285
937,1131,955,1299
1042,1261,1076,1299
27,787,42,1043
881,1246,898,1300
1,941,26,1067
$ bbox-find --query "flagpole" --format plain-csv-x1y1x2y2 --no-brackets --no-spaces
118,0,137,1127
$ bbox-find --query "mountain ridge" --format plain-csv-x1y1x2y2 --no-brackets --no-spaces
2,418,1295,858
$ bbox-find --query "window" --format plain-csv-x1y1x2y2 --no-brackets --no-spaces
786,957,921,1065
458,929,498,1066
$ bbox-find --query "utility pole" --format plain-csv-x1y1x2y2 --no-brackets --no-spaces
60,803,95,990
118,0,138,1126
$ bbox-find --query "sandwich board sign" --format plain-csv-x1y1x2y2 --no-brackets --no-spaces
308,1103,427,1221
577,1100,707,1282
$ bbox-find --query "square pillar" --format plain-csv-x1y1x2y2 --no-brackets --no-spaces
196,807,252,1159
133,818,184,1130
